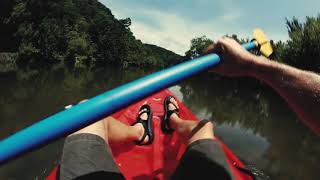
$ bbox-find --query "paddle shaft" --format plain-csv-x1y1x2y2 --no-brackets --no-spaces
0,42,257,165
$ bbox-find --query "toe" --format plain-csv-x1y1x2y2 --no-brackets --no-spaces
139,108,148,120
168,97,179,110
143,135,149,144
168,103,176,111
171,97,179,107
134,123,149,144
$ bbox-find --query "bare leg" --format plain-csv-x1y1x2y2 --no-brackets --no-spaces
168,99,232,179
70,120,107,140
69,100,148,144
68,99,108,141
104,115,149,144
167,98,215,145
61,100,127,179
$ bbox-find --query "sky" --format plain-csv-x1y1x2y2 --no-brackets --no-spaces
100,0,320,55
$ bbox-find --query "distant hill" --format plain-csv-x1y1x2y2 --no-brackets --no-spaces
0,0,182,69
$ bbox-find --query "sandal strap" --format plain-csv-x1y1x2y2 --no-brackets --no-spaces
167,97,179,131
168,97,179,112
165,111,176,132
134,121,148,145
138,104,151,115
133,104,153,145
162,96,180,133
138,110,149,117
167,109,179,118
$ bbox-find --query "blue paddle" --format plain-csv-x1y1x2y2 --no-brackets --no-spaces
0,29,272,165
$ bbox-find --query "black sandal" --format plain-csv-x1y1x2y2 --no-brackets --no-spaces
161,96,179,134
132,104,154,145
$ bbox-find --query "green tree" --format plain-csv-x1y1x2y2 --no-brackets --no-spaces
65,31,96,68
16,43,39,67
281,16,320,72
0,0,181,70
185,36,213,58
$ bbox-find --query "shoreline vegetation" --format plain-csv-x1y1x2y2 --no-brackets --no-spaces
0,0,319,77
0,0,182,72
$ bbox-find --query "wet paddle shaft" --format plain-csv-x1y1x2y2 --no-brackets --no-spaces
0,29,272,165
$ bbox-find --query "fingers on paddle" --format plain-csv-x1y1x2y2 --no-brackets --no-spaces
202,38,228,56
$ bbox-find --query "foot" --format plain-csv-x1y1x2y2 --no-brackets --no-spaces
132,104,154,145
168,97,180,123
166,98,215,144
132,109,149,143
162,96,180,133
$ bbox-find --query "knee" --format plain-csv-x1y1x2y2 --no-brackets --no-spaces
201,119,214,130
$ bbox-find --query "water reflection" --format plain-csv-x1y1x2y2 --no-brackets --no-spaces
0,68,319,179
0,68,147,179
178,73,320,180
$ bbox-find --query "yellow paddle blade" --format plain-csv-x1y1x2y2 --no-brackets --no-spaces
253,28,268,45
253,28,273,57
260,42,273,57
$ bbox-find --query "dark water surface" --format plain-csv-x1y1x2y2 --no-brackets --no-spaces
0,68,319,180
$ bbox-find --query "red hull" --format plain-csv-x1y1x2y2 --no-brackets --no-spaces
47,89,252,180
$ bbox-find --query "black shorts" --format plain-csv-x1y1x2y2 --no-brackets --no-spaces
59,134,124,180
60,134,233,180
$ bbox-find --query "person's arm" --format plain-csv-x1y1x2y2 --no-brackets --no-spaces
250,56,320,124
206,37,320,125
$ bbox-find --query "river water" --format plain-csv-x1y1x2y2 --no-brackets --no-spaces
0,67,319,180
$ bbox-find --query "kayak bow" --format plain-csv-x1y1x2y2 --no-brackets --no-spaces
47,89,254,180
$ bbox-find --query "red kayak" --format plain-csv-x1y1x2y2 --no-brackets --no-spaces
47,89,253,180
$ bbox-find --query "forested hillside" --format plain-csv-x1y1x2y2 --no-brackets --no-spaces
0,0,181,70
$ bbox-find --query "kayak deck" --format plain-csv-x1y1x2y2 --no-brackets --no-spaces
47,89,252,180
